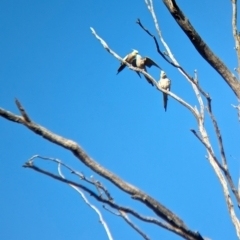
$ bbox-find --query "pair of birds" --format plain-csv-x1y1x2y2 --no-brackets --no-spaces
117,49,171,111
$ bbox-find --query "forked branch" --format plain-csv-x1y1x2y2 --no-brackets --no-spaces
24,155,205,240
90,27,199,119
143,0,240,236
163,0,240,99
0,102,205,240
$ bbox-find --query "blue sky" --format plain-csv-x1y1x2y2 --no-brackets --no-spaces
0,0,240,239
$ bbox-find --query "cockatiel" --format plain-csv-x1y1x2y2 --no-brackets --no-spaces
158,71,171,111
132,54,161,86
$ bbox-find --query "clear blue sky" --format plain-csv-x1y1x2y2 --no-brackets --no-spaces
0,0,240,239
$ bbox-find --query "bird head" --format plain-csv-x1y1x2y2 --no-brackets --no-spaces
132,49,139,55
160,71,166,78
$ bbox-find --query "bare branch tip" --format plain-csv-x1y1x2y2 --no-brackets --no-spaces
23,161,33,168
15,98,21,108
90,27,95,34
14,98,31,123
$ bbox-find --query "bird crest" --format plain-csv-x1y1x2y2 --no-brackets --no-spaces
160,71,167,78
132,49,139,54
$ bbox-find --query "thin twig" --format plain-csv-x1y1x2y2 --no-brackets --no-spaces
28,155,114,201
190,129,224,171
23,160,204,240
57,163,113,240
145,0,177,65
103,207,151,240
28,155,205,237
205,153,240,237
191,127,240,236
90,27,199,120
232,0,240,79
136,18,177,67
232,103,240,121
206,105,240,207
119,210,150,240
103,205,120,216
15,98,31,122
137,18,211,102
144,0,209,107
162,0,240,99
2,104,192,234
143,3,240,235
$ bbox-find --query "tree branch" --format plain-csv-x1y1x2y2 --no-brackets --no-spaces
24,157,205,240
163,0,240,99
0,103,205,240
232,0,240,78
142,3,240,232
119,210,150,240
57,163,114,240
90,27,199,119
140,0,211,110
206,105,240,207
30,155,113,201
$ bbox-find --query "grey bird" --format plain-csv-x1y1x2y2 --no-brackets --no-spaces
158,71,171,111
132,54,161,86
117,49,139,75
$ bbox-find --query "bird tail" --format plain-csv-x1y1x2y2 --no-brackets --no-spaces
163,93,168,112
117,64,126,75
143,69,153,86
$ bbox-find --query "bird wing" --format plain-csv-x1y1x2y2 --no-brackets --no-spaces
165,77,171,91
132,58,141,78
144,57,161,69
132,58,137,67
125,53,134,63
116,54,129,74
117,53,136,75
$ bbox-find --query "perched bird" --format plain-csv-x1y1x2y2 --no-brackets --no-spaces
158,71,171,111
132,54,161,86
117,49,139,75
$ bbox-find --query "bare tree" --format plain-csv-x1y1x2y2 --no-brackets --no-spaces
1,1,240,239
